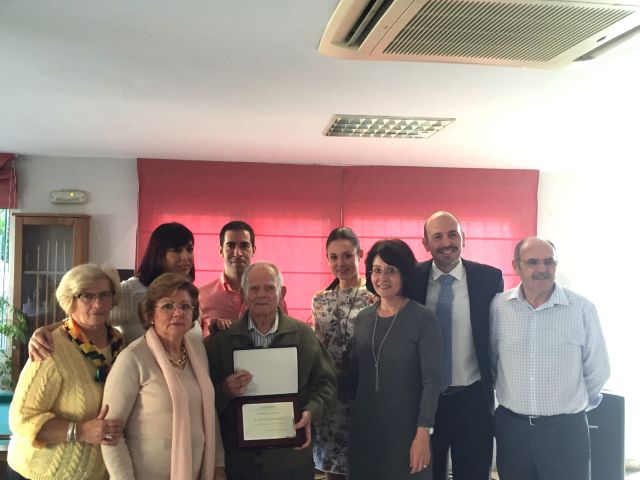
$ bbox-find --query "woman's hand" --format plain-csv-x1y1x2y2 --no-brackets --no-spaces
409,426,431,475
28,326,55,361
78,405,123,446
214,466,227,480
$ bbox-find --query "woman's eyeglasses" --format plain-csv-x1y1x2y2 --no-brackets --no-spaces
370,266,399,276
75,291,114,304
156,302,195,314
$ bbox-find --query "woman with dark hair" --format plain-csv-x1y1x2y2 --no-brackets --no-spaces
345,239,442,479
111,222,196,343
311,227,375,480
28,222,197,358
102,273,225,480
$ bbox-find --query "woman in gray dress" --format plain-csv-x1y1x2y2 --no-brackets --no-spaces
345,239,442,479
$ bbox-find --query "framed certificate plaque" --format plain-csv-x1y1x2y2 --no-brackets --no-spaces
232,346,304,448
235,393,305,448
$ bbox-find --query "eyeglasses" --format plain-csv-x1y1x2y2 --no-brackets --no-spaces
519,258,558,267
156,301,195,314
370,266,400,276
75,291,114,304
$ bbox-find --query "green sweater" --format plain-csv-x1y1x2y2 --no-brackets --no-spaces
205,310,336,474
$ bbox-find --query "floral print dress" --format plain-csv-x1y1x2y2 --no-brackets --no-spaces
312,282,375,474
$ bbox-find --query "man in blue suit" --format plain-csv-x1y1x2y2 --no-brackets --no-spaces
416,211,503,480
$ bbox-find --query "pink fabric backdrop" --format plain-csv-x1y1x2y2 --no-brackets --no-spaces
137,159,538,321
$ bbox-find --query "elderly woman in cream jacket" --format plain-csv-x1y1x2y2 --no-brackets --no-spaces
101,273,225,479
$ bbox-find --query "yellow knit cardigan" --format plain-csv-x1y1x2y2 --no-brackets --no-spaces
8,324,111,480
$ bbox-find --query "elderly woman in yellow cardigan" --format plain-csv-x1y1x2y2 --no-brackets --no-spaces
8,263,125,480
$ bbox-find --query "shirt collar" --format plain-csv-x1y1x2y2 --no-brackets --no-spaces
431,258,465,282
248,311,279,335
510,282,568,308
221,272,241,293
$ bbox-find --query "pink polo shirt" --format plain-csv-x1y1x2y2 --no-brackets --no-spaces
199,272,288,337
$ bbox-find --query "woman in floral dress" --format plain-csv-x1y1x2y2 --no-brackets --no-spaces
312,227,375,480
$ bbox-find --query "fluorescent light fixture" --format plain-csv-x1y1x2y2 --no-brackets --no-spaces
324,115,455,139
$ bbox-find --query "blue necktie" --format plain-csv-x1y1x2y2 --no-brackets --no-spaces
436,274,455,391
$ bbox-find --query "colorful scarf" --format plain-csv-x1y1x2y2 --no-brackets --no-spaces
64,317,124,382
145,328,216,480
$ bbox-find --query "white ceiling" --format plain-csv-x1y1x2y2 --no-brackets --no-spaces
1,0,639,171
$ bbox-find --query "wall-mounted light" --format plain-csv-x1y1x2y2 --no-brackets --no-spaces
49,189,88,204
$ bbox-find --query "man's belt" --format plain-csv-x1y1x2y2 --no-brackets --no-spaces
499,405,584,427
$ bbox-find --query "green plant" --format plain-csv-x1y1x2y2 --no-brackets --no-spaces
0,297,28,390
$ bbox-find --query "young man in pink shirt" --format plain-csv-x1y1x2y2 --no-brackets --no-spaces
199,220,287,336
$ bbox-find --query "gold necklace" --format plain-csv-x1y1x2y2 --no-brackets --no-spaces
166,344,187,367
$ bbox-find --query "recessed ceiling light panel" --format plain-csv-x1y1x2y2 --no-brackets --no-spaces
324,115,455,139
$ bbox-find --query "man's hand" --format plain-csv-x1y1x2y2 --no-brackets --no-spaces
221,369,252,398
214,317,234,330
409,426,431,474
29,326,55,361
294,410,312,449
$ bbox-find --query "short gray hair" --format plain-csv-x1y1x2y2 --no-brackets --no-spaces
241,262,283,299
56,263,122,315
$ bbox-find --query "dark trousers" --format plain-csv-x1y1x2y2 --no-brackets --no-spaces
6,465,29,480
228,464,315,480
431,381,494,480
495,405,591,480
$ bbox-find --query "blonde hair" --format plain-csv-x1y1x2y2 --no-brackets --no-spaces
56,263,122,315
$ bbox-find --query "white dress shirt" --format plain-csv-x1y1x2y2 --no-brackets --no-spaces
490,283,610,416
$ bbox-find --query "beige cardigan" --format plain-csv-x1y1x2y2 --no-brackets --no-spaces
101,334,224,479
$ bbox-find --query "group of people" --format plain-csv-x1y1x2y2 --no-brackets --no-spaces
6,212,609,480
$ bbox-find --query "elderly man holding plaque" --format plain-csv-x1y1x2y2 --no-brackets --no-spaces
205,261,336,480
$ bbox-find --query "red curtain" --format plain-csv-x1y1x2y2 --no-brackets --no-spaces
0,154,17,209
342,166,538,289
138,159,538,320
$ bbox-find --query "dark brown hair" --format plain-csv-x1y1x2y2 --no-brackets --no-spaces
137,222,195,286
364,239,419,301
325,226,362,291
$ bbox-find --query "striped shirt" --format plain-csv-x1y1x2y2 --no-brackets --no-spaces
248,312,279,347
490,283,609,416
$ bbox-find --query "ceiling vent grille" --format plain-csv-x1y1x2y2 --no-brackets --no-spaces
324,115,455,139
319,0,640,67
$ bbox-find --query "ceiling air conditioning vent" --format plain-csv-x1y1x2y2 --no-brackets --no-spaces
318,0,640,67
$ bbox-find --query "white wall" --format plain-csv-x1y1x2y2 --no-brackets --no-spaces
13,155,138,269
539,170,640,460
